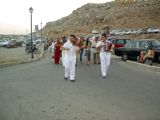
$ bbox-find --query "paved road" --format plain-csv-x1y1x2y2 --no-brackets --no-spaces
0,50,160,120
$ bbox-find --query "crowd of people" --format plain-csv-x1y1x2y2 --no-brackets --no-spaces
45,34,111,82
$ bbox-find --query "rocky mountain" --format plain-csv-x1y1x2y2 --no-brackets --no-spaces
41,1,160,38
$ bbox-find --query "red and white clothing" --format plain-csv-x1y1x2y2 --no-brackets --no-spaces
96,41,111,77
63,41,79,80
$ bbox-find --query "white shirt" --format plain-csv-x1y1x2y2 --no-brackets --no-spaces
63,41,79,61
92,41,99,53
96,40,110,52
51,43,55,49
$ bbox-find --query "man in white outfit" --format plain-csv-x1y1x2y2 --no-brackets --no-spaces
61,35,80,82
96,34,111,78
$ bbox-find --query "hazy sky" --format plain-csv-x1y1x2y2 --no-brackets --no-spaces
0,0,112,35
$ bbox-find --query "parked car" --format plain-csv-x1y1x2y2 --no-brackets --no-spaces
115,30,122,35
147,27,159,33
137,29,147,34
125,29,135,35
131,30,138,34
6,40,22,48
114,39,160,63
25,38,35,46
121,31,127,35
89,36,95,43
36,34,41,38
46,37,53,42
92,30,99,34
107,37,121,42
0,40,7,47
36,38,45,44
111,38,132,49
2,40,9,47
110,30,120,35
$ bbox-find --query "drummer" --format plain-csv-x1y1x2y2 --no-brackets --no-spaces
95,34,111,78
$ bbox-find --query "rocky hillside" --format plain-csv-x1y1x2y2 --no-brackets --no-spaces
42,1,160,38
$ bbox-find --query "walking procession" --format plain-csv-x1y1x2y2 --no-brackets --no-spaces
48,34,112,82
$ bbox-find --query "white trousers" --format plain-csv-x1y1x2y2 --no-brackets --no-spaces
100,52,111,76
65,58,76,80
62,51,66,67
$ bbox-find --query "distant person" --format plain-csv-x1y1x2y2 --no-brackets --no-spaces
54,40,61,64
79,37,85,63
96,34,111,78
92,37,100,64
48,40,52,57
84,38,91,66
51,40,56,62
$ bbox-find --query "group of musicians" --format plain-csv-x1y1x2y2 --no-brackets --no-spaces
61,34,111,82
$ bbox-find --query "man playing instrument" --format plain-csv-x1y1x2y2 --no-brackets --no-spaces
61,35,81,82
95,34,111,78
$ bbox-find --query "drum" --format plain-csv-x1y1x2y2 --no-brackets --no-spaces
104,42,113,52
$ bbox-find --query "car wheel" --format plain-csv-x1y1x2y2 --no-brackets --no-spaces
37,41,40,44
14,45,17,48
144,59,149,65
122,53,128,61
34,49,39,54
158,56,160,63
148,59,152,66
25,49,30,54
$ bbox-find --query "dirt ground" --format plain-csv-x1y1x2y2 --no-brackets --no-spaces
0,43,41,64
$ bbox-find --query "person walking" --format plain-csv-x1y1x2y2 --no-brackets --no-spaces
61,39,67,67
51,40,56,62
92,37,100,64
96,34,111,78
79,37,85,63
84,38,91,66
61,35,80,82
48,40,52,57
54,40,61,64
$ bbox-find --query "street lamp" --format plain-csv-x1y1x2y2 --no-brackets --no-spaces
41,22,42,45
29,7,34,59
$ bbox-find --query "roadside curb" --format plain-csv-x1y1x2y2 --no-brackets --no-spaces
126,60,160,73
0,43,45,69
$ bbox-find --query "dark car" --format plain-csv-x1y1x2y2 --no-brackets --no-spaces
107,37,120,42
6,40,22,48
46,37,53,42
111,38,132,49
25,38,35,46
114,39,160,63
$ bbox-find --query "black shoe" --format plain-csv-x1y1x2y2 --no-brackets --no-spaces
64,77,68,81
98,63,101,64
71,80,75,82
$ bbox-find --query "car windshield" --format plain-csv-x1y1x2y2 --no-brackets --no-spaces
147,40,160,47
8,40,16,43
